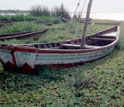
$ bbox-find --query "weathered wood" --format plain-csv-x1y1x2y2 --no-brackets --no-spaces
92,37,115,41
61,43,80,49
61,43,101,49
80,0,93,48
0,28,48,40
34,20,54,26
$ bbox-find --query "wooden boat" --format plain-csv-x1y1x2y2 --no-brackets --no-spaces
0,20,15,25
0,0,120,72
0,25,120,72
34,20,54,26
0,28,48,40
0,20,15,27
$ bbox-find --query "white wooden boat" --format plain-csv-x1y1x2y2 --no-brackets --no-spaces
0,25,120,72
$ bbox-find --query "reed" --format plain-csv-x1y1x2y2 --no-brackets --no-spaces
51,4,71,19
115,21,124,50
30,4,71,19
30,5,51,17
0,15,60,22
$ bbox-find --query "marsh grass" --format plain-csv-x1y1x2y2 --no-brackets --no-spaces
116,21,124,50
30,4,71,19
0,15,60,22
0,20,124,106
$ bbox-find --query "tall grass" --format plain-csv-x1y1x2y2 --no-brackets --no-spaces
30,4,71,19
0,15,60,22
30,5,51,17
115,22,124,50
51,4,71,19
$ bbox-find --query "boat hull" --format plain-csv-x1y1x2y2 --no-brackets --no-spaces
0,44,115,71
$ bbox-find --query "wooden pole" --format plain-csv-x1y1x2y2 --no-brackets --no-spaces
80,0,93,48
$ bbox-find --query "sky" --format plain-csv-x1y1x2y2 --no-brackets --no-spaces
0,0,124,13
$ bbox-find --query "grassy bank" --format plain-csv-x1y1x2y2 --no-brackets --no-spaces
0,20,124,106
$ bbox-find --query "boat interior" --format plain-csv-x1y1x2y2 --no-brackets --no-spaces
0,26,118,50
18,33,116,50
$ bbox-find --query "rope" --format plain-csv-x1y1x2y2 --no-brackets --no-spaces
73,0,87,39
63,0,82,41
63,0,87,41
73,0,82,18
79,0,87,22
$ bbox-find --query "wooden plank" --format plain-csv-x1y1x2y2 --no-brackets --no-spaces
61,43,100,49
61,44,80,49
92,37,115,41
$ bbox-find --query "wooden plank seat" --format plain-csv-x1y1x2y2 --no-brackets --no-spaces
61,43,100,49
85,44,101,49
96,35,116,39
61,44,80,49
92,37,115,41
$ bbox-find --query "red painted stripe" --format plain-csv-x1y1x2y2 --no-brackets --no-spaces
0,46,11,50
15,47,36,53
0,45,114,54
11,52,17,67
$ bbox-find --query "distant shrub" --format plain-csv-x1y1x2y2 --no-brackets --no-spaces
0,15,61,24
0,15,36,21
52,4,71,19
29,5,51,17
53,18,61,24
30,4,71,19
10,15,24,21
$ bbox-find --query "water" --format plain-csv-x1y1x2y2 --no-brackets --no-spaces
0,12,28,16
0,12,124,21
82,13,124,21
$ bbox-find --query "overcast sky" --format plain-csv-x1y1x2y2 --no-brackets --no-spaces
0,0,124,13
